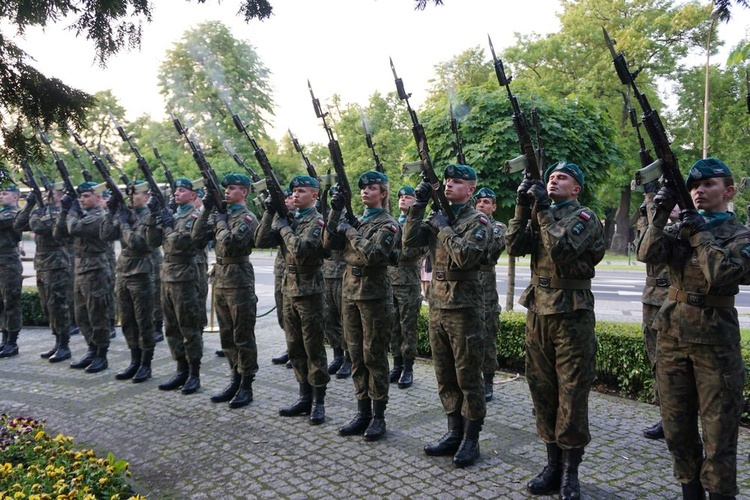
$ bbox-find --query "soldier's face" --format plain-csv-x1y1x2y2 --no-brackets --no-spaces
131,192,148,208
293,187,317,210
0,191,18,206
224,185,248,205
690,177,735,212
49,190,63,205
80,192,100,209
174,187,196,206
398,194,415,212
284,194,295,210
547,172,580,202
360,184,387,208
475,197,496,216
444,178,476,204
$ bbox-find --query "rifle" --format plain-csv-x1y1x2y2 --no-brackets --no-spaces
35,165,52,192
101,149,131,188
390,58,455,223
20,159,45,206
603,27,693,210
531,108,546,172
169,110,226,213
110,114,166,208
223,142,268,205
288,129,319,179
449,103,466,165
37,129,77,198
224,101,289,220
69,128,127,208
360,115,385,173
308,81,359,226
488,35,541,181
69,147,93,182
151,145,177,193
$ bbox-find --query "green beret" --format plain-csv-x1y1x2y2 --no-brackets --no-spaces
174,178,194,191
686,157,732,190
76,181,99,194
129,180,149,194
398,185,415,197
443,164,477,180
544,161,585,189
221,173,251,187
289,175,319,190
283,188,292,197
2,184,20,193
358,170,389,189
475,187,496,200
196,188,205,199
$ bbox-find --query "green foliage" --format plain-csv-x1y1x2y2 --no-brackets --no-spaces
21,287,47,327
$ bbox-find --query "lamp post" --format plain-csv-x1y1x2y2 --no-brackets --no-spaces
702,7,721,159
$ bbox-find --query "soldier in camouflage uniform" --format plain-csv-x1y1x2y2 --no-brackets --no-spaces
101,181,163,383
403,165,489,468
56,182,113,373
195,174,258,409
506,162,604,499
387,186,425,390
638,158,748,500
155,178,211,395
256,175,329,424
324,171,398,441
270,189,295,366
100,190,118,339
151,245,164,342
473,187,507,402
14,184,72,362
0,184,23,358
193,184,210,332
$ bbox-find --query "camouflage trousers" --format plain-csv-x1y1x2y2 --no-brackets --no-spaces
198,261,208,328
37,267,71,337
283,293,330,387
525,309,597,449
323,277,344,350
480,270,500,374
162,280,203,364
642,302,661,405
151,270,162,325
215,286,258,377
274,272,284,331
342,297,391,402
75,268,112,348
117,274,155,351
389,283,421,360
0,267,22,333
429,306,485,421
106,263,116,324
656,334,745,496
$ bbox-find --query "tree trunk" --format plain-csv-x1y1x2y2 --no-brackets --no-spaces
505,254,515,312
609,185,633,255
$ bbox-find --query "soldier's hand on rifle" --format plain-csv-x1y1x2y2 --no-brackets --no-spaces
414,181,432,208
527,180,550,211
117,206,132,226
643,180,660,195
653,186,678,213
213,212,228,224
25,193,37,208
516,179,535,207
263,198,276,215
336,220,353,235
147,195,160,214
60,194,74,212
427,211,449,232
330,192,346,212
202,194,215,213
679,209,706,238
107,195,119,213
70,199,81,215
271,215,290,233
161,207,174,229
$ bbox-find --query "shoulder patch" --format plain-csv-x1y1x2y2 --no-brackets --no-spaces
190,213,199,219
478,216,488,225
474,228,486,241
312,227,322,238
571,222,585,236
388,224,398,233
244,214,254,223
317,219,325,227
493,226,500,234
741,244,750,259
239,224,248,234
578,211,591,222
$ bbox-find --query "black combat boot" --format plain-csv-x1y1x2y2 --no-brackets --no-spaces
389,355,404,383
211,370,241,403
279,382,313,416
642,420,665,440
708,493,734,500
181,360,201,394
424,412,463,456
560,448,584,500
132,349,153,383
49,332,71,363
153,320,164,343
338,399,372,436
310,385,327,425
0,330,7,352
40,332,59,359
0,331,19,358
336,351,352,379
158,358,189,391
327,347,344,374
70,343,97,369
85,345,109,373
363,400,387,441
271,350,289,365
228,374,253,408
398,358,414,389
484,372,495,402
115,348,142,380
681,479,706,500
453,419,482,467
527,442,563,495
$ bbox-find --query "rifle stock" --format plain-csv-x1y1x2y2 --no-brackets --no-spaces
151,145,177,193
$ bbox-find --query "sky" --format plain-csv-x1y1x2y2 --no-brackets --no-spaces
7,0,750,144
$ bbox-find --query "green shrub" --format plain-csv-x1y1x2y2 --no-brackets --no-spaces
21,286,48,327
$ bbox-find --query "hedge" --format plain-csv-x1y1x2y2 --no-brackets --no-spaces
415,307,750,424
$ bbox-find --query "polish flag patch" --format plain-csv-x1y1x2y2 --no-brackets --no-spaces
579,211,591,221
244,215,255,223
389,224,398,233
478,216,488,225
317,219,325,227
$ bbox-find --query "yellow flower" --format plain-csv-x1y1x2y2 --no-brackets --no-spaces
34,431,45,441
98,477,108,485
83,494,96,500
14,492,26,499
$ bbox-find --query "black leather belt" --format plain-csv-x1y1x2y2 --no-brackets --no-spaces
433,270,478,281
287,264,319,275
216,255,249,265
668,287,734,308
480,265,495,271
164,255,195,264
646,277,670,287
79,251,104,258
347,265,386,277
531,275,591,290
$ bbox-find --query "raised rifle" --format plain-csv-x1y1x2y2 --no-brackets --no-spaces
531,107,546,172
110,114,166,208
69,128,127,208
488,35,542,181
390,58,455,223
308,81,359,226
360,115,384,174
37,129,77,198
35,165,52,192
223,142,268,206
288,129,319,179
224,101,289,220
603,27,693,210
150,145,177,193
69,147,93,182
20,159,45,206
449,103,466,165
101,149,131,188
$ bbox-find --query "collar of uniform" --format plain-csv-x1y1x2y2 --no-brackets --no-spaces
135,206,149,215
450,203,465,216
698,210,731,230
85,206,103,215
176,204,193,216
228,203,245,213
362,207,383,222
0,205,14,213
551,199,572,209
296,207,314,219
398,214,407,224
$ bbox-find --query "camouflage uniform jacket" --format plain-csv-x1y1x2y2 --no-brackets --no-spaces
403,204,489,309
505,201,605,315
157,204,207,283
255,207,326,297
638,208,750,345
322,249,346,279
55,205,108,275
323,208,399,300
194,204,256,288
388,215,426,287
0,205,22,272
15,204,70,271
479,218,506,269
635,198,670,307
101,206,164,277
